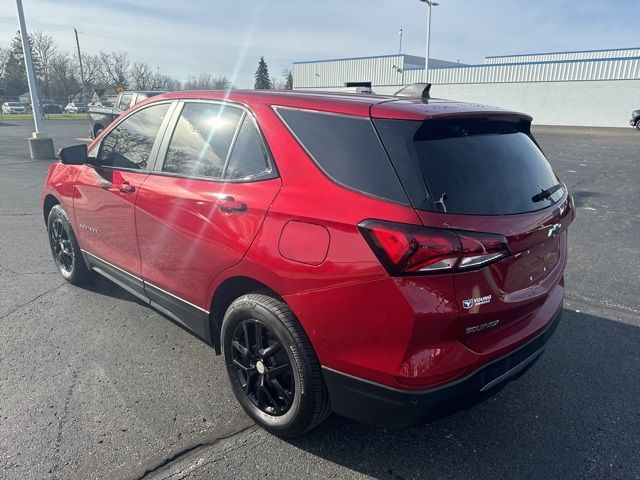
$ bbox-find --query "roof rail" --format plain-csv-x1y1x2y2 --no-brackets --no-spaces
394,83,432,100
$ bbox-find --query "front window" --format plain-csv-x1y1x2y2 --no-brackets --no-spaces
97,103,170,170
161,102,243,179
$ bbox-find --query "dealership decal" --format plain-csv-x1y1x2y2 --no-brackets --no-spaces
462,295,492,309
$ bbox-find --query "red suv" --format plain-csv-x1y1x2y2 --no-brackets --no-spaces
41,85,574,437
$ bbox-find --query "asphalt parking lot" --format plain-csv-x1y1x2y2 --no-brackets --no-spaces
1,119,639,480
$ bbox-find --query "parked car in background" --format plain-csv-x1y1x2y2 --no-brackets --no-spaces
631,109,640,130
88,101,114,108
41,104,63,114
41,85,574,437
2,102,26,114
64,102,87,114
88,90,164,138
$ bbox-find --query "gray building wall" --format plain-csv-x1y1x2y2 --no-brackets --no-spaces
484,47,640,65
292,49,640,127
371,80,640,128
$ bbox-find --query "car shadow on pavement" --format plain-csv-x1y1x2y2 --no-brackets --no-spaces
81,275,148,306
287,309,639,479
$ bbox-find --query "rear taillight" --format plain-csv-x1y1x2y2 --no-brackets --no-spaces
358,219,510,276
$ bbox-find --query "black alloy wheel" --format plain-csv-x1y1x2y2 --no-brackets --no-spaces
50,217,75,273
221,293,331,437
230,319,294,416
47,204,93,284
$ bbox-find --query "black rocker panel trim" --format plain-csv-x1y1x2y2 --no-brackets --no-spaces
144,282,208,340
82,250,208,342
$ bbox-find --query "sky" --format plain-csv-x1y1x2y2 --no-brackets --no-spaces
1,0,639,88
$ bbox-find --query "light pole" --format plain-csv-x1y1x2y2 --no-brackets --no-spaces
399,28,403,55
15,0,55,159
419,0,439,83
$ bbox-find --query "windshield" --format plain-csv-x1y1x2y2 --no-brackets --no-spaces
374,118,564,215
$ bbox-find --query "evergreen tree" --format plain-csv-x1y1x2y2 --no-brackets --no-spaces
284,70,293,90
254,56,271,90
2,33,28,96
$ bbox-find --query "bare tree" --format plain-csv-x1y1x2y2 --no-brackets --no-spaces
130,61,154,90
81,53,102,89
99,51,130,89
184,73,230,90
152,73,181,91
31,30,57,97
50,51,80,98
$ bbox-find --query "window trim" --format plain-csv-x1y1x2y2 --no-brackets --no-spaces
94,100,177,172
152,99,278,184
273,105,410,206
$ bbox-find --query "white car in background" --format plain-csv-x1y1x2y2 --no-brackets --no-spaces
64,102,87,113
2,102,26,114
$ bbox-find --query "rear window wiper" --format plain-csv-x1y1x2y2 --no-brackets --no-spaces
532,183,564,203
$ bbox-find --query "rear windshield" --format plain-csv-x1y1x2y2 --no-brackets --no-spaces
374,118,564,215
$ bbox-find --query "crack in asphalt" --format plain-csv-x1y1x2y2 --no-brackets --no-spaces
160,429,262,479
0,282,66,320
0,263,57,276
51,370,78,480
0,213,39,216
565,292,640,317
134,424,256,480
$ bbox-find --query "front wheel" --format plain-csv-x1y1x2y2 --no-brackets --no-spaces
636,119,640,131
221,293,330,437
47,204,93,285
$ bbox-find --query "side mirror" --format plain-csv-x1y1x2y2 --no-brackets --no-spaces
59,144,88,165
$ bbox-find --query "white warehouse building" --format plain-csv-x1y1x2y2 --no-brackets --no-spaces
292,48,640,127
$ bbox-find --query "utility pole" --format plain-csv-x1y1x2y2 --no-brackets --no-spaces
399,28,403,55
15,0,54,158
74,28,85,102
419,0,439,83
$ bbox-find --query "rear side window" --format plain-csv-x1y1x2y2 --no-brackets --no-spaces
162,103,243,179
374,118,563,215
97,103,170,170
225,117,271,180
277,108,408,204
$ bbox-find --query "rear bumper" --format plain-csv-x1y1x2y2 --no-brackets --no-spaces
323,308,561,428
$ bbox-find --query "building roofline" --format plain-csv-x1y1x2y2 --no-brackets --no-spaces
294,54,423,65
485,46,640,59
451,55,640,69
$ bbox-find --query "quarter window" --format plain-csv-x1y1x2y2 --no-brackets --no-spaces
225,117,271,180
97,103,170,170
277,108,408,204
162,103,243,179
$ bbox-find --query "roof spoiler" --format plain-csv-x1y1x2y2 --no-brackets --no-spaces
394,83,432,100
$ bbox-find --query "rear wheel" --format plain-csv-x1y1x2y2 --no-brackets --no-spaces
47,204,93,285
221,293,330,437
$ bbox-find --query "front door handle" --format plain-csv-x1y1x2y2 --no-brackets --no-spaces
119,182,136,194
217,196,247,213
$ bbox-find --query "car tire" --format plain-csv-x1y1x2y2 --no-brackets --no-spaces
221,292,331,437
47,204,93,285
636,119,640,131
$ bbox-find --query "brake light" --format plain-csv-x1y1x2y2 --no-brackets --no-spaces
359,220,510,276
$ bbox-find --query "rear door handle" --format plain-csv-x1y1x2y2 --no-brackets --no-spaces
119,182,136,193
217,196,247,213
